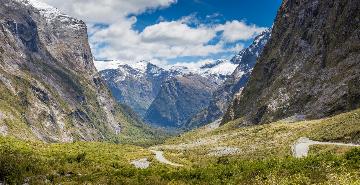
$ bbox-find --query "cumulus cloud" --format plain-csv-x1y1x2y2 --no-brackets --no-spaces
41,0,177,23
140,21,215,46
38,0,267,70
216,20,266,42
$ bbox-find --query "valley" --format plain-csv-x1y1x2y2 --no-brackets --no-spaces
1,108,359,184
0,0,359,184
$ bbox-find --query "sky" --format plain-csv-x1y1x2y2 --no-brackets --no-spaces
40,0,282,70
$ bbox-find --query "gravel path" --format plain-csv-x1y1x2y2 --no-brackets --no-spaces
150,150,183,167
292,137,360,158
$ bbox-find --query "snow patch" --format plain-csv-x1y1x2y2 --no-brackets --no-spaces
16,0,83,30
131,61,148,73
98,59,238,83
201,60,238,76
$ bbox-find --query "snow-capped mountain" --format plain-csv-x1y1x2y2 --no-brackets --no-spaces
99,58,236,118
168,59,239,83
99,58,238,83
16,0,85,30
100,62,175,117
186,28,272,129
99,30,271,129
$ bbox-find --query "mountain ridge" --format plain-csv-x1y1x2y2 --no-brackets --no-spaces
186,29,272,129
99,58,237,118
0,0,159,143
223,0,360,125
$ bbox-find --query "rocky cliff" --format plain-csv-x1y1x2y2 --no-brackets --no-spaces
223,0,360,125
186,29,271,129
0,0,152,142
145,74,218,128
100,59,237,120
100,62,174,117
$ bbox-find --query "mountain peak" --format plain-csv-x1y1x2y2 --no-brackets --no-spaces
16,0,84,30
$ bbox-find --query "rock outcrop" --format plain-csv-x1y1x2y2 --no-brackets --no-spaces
100,59,237,120
223,0,360,125
100,62,174,117
0,0,147,142
186,29,271,129
145,74,218,128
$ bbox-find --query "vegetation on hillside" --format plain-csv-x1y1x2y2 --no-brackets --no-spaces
0,109,359,184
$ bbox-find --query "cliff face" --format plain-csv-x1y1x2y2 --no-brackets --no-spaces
186,30,271,129
145,74,218,128
100,59,237,120
223,0,360,124
0,0,140,142
100,63,174,117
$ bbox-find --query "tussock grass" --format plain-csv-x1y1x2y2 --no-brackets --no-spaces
0,109,359,184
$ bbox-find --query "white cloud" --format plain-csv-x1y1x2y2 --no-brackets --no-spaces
140,21,215,46
41,0,177,23
94,60,123,71
90,18,227,62
38,0,267,70
216,20,266,42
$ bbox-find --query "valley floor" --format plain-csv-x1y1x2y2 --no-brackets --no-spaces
1,109,360,184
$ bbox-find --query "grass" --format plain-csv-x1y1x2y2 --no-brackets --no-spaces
0,136,155,184
0,109,359,184
0,60,167,145
0,136,359,184
158,108,360,165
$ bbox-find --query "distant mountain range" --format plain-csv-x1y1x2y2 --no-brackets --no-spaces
186,29,271,129
100,29,271,129
99,58,238,118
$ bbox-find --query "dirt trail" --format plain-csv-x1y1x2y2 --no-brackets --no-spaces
150,150,183,167
292,137,360,158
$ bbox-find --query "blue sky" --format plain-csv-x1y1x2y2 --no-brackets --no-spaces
134,0,281,31
41,0,282,70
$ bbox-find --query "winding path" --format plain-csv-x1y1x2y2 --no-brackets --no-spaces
292,137,360,158
150,150,183,167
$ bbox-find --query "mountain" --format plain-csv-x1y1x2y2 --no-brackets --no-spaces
223,0,360,125
171,59,239,84
0,0,158,143
144,74,219,128
100,62,174,117
186,29,271,129
100,59,238,119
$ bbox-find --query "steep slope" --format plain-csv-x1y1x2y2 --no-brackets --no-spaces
100,59,237,119
0,0,153,143
100,62,174,117
186,29,271,129
145,74,218,128
223,0,360,125
170,59,238,84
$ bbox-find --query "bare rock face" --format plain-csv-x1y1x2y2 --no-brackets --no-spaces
186,30,271,129
223,0,360,125
100,63,175,117
0,0,135,142
145,74,218,128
